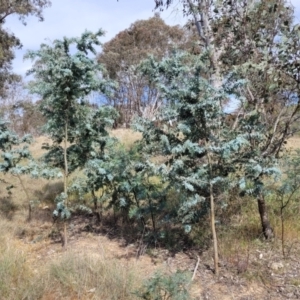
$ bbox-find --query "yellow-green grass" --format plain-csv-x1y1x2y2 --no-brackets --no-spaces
110,128,142,149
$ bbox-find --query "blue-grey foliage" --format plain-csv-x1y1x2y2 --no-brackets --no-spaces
70,140,166,234
133,51,280,230
136,270,191,300
25,30,117,220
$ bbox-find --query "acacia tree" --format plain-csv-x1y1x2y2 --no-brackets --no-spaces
153,0,300,241
25,30,114,247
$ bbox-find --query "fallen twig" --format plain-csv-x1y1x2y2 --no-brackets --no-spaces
191,255,200,282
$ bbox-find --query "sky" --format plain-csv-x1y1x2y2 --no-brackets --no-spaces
5,0,185,77
4,0,300,78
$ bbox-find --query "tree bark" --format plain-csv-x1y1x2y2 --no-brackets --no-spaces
16,174,32,222
92,190,101,224
207,145,219,276
210,183,219,276
257,193,274,240
63,121,69,248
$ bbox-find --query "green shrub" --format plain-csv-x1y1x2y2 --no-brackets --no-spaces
136,271,191,300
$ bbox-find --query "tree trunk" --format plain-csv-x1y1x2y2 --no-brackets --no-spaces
63,121,69,248
63,222,67,247
64,122,69,199
92,190,101,224
210,184,219,276
16,174,32,222
207,147,219,276
257,193,274,240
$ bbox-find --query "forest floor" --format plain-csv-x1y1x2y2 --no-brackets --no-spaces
8,210,300,300
0,131,299,299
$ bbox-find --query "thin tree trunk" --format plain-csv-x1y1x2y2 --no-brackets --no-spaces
280,203,285,257
16,174,32,222
64,122,68,198
278,190,296,257
187,0,223,89
92,190,101,224
63,121,69,248
209,183,219,276
207,149,219,276
257,193,274,240
133,190,146,229
148,195,156,234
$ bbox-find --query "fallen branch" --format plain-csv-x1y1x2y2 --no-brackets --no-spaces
191,255,200,282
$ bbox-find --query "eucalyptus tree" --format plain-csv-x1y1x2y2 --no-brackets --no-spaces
152,0,300,242
25,30,115,247
0,119,56,221
132,52,277,275
0,135,34,221
0,118,29,193
68,105,118,222
0,0,51,97
0,81,45,136
70,135,166,238
98,14,187,126
273,150,300,257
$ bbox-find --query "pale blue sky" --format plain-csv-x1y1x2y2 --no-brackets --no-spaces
5,0,300,77
5,0,185,76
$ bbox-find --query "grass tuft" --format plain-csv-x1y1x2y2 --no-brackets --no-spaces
44,250,139,300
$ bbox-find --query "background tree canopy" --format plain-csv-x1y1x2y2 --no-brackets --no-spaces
98,14,198,126
0,0,51,98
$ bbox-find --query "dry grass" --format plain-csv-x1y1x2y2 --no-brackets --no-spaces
285,136,300,150
0,247,141,299
0,219,42,300
0,216,142,300
42,250,139,300
216,191,300,277
110,128,142,148
0,129,153,299
30,136,53,158
0,131,300,299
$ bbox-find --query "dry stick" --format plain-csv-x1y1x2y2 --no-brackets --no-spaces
191,256,200,282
